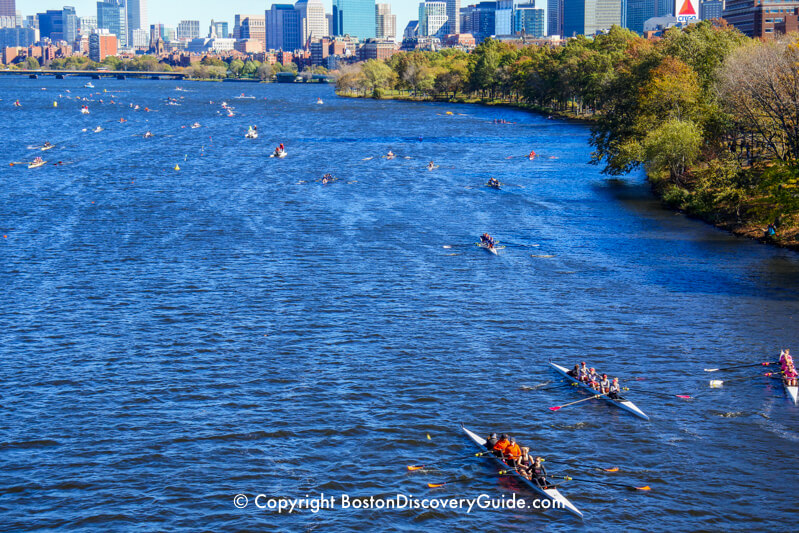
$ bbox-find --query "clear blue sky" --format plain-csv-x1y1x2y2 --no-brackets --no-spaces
22,0,417,37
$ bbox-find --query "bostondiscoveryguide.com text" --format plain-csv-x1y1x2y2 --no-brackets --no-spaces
233,493,563,513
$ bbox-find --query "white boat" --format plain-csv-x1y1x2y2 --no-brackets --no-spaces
80,107,90,114
461,425,583,518
317,98,324,104
93,126,103,133
478,242,499,255
235,94,256,99
41,144,55,151
783,375,799,403
245,129,258,139
84,82,94,88
28,159,46,169
271,150,287,159
191,123,201,129
549,362,649,420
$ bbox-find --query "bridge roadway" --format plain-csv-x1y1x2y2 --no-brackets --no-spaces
0,69,187,80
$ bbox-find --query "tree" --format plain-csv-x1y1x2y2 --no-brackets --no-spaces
229,59,245,77
716,36,799,163
643,118,703,183
256,63,274,81
361,59,396,96
241,60,259,78
25,56,40,70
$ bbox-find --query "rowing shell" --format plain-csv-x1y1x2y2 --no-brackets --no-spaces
461,424,583,518
478,242,500,255
28,160,47,169
270,151,287,158
41,145,55,151
783,375,799,403
549,362,649,420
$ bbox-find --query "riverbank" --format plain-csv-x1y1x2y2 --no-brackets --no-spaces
339,89,799,252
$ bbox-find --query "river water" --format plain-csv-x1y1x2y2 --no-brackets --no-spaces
1,78,798,531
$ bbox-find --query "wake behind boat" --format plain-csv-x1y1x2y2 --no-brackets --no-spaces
461,425,583,518
550,362,649,420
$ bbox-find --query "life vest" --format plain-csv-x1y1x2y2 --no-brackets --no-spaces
505,443,521,460
493,439,510,453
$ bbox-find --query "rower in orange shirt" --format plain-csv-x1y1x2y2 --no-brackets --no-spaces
492,434,510,457
504,437,522,466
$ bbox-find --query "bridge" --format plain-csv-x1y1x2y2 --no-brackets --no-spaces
0,69,187,80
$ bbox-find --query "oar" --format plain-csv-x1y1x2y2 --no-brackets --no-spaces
621,387,692,400
551,475,651,491
407,451,492,471
565,462,620,473
709,372,780,388
704,361,779,372
549,394,601,411
427,470,513,488
9,161,33,166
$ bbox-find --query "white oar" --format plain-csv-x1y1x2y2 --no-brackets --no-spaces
549,394,601,411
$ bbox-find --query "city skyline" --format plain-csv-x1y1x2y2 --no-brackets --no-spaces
21,0,418,39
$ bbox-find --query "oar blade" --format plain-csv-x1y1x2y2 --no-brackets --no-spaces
709,380,724,388
636,486,652,491
604,467,620,472
703,368,720,372
407,465,424,471
676,394,692,399
427,482,446,488
549,406,562,411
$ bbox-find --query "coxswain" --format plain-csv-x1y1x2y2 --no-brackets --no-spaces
785,362,798,387
504,438,522,466
528,150,536,160
599,373,611,394
386,150,395,159
608,377,621,399
14,99,21,107
567,364,580,378
485,433,499,450
427,161,435,170
144,131,153,138
492,434,510,457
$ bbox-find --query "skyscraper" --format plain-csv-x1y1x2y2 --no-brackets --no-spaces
295,0,328,44
375,3,396,39
176,20,200,40
234,14,266,48
625,0,655,32
332,0,376,39
515,3,547,36
699,0,722,19
446,0,460,33
265,4,301,50
547,0,562,36
37,10,64,40
127,0,147,44
419,1,448,36
0,0,15,18
97,0,128,46
563,0,621,36
63,6,79,43
460,1,496,42
495,0,513,34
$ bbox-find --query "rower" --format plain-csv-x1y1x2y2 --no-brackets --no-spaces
43,141,52,148
780,349,792,370
567,364,580,378
578,362,589,382
504,438,522,466
599,373,611,394
588,367,599,389
387,150,394,159
530,456,548,487
485,432,499,450
608,377,621,399
492,434,510,457
427,161,435,170
517,447,534,474
785,362,798,387
529,150,536,160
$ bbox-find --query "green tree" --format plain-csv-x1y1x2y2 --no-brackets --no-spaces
229,59,245,77
643,118,703,183
257,63,274,81
361,59,396,96
24,56,40,70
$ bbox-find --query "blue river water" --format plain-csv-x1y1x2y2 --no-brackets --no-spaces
1,77,798,531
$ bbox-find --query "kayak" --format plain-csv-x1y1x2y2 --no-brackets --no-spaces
549,362,649,420
461,424,583,518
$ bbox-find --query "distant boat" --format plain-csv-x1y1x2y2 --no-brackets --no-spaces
84,82,94,88
317,98,324,105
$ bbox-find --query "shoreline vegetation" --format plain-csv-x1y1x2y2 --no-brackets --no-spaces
334,21,799,252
